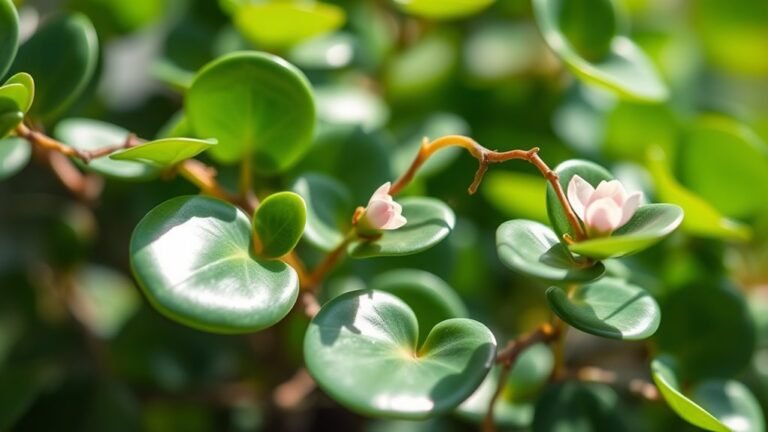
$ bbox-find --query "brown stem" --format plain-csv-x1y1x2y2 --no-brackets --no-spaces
562,366,659,401
483,323,561,432
47,151,104,201
390,135,585,240
304,231,356,292
16,123,143,163
176,159,239,203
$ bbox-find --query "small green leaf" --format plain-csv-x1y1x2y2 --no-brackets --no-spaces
546,159,614,240
9,13,98,122
348,197,455,258
234,2,345,48
386,30,458,99
496,219,605,283
110,138,217,167
532,0,667,101
457,344,554,427
0,137,31,180
370,269,468,345
533,382,626,431
2,73,34,113
71,265,141,339
394,0,495,20
651,356,764,432
186,51,315,172
0,110,22,139
130,196,299,333
252,192,307,259
0,0,18,78
647,146,751,241
568,204,684,259
291,173,354,251
54,118,160,180
546,277,661,340
304,289,496,419
0,84,29,113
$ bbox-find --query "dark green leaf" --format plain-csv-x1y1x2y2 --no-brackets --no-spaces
304,289,496,419
291,173,354,251
130,196,299,333
546,277,661,340
186,51,315,172
496,219,605,282
252,191,307,259
0,0,18,78
0,110,22,139
532,382,626,431
348,197,455,258
9,13,98,122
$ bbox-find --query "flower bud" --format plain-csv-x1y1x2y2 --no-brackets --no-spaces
567,175,642,237
357,182,407,233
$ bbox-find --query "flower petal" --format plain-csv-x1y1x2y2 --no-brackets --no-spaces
585,197,623,235
381,213,407,230
589,180,627,207
618,191,642,227
368,182,393,206
567,175,594,220
365,198,395,229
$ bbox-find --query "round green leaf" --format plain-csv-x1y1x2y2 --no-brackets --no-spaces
0,0,18,78
655,280,755,381
546,277,660,340
54,118,160,180
291,173,353,251
677,117,768,219
496,219,605,283
567,204,684,259
546,159,614,240
0,110,22,139
2,72,34,113
651,356,764,432
0,83,29,113
10,13,98,122
0,137,30,180
370,269,468,345
532,382,626,431
186,51,315,172
71,265,141,339
482,171,548,223
110,138,217,167
394,0,495,20
304,289,496,419
532,0,667,102
130,196,299,333
234,2,345,48
252,191,307,259
348,197,455,258
647,146,751,241
457,344,554,427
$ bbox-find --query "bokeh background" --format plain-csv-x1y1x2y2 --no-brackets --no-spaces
1,0,768,430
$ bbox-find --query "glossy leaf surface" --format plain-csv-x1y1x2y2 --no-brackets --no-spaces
546,277,661,340
130,196,299,333
304,289,496,419
2,72,34,112
370,269,468,345
291,173,353,250
252,192,306,259
0,0,18,78
110,138,217,167
496,219,605,282
186,51,315,172
348,197,455,258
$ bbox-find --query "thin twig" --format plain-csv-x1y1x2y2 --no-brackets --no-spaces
390,135,585,240
16,123,143,163
483,323,561,432
563,366,659,401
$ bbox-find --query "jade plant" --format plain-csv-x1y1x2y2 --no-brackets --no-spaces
1,0,766,431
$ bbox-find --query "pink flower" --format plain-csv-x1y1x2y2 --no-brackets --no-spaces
567,175,642,237
359,182,407,231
